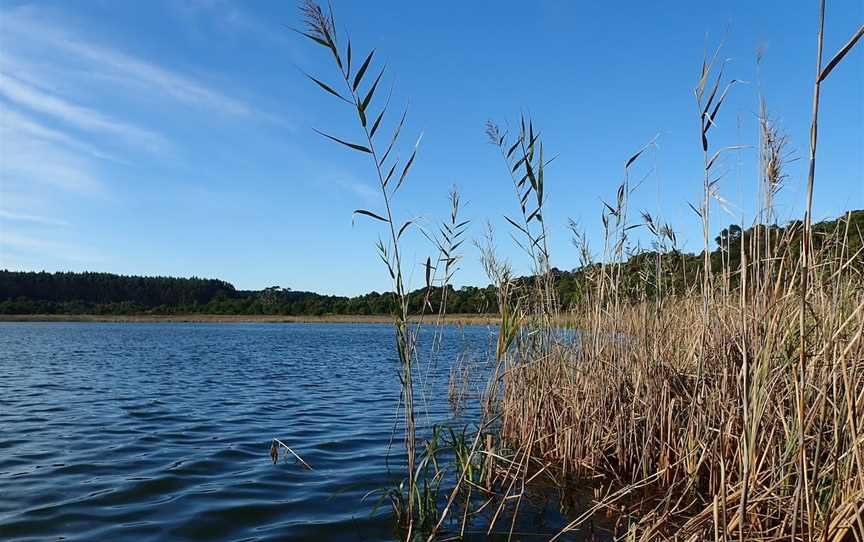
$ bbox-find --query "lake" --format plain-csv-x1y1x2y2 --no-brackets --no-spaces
1,322,577,541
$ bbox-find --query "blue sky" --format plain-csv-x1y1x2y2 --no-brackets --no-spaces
0,0,861,296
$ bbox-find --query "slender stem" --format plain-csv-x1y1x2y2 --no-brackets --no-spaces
331,47,417,530
796,1,826,537
272,438,313,470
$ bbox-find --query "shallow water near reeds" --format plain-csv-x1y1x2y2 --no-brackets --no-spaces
0,322,596,541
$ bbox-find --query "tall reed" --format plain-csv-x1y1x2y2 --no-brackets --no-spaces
296,2,467,536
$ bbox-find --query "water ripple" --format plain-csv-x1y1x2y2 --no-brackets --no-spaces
0,322,494,541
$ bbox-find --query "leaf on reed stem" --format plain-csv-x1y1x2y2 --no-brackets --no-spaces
707,145,750,170
361,66,386,112
525,160,537,190
511,156,526,173
818,25,864,83
394,134,423,192
395,151,416,192
370,109,385,138
295,28,331,49
398,220,414,240
353,50,375,91
519,191,531,212
304,72,350,103
702,66,725,116
354,209,389,223
705,80,740,134
380,107,408,166
506,137,522,159
383,159,399,187
346,40,352,78
687,201,703,218
625,147,648,169
313,128,372,153
504,215,529,235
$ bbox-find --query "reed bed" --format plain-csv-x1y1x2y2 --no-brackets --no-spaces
294,1,863,539
497,247,864,539
488,6,864,538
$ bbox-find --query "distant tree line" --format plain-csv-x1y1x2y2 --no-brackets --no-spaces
0,270,500,316
1,211,860,316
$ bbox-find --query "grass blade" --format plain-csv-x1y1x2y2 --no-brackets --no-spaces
353,209,389,223
313,128,372,153
304,72,350,103
353,50,375,91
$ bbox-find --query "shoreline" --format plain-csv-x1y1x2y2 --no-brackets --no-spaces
0,313,499,325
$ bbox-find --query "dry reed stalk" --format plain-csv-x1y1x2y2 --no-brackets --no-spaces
271,438,313,470
496,234,863,540
486,8,863,540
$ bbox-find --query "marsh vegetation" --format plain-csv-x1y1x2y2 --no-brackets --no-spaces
296,1,863,540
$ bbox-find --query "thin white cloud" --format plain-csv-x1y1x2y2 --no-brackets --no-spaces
0,127,105,195
348,183,380,202
0,232,57,251
1,9,279,122
0,105,121,162
331,175,380,205
0,74,166,151
0,210,69,227
0,232,100,264
60,43,256,118
172,0,292,47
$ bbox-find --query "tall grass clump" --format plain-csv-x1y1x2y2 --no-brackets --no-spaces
488,11,864,542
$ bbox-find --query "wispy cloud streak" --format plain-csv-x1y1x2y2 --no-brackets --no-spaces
1,9,278,121
0,210,69,227
0,232,101,264
1,105,122,162
0,74,167,151
0,128,105,195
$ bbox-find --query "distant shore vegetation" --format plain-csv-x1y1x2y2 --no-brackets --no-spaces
2,210,860,318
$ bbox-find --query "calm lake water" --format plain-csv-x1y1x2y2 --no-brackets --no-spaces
1,322,581,541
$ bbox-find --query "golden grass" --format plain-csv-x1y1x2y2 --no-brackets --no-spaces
484,9,864,539
498,264,863,539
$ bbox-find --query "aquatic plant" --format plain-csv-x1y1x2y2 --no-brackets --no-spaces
295,2,472,537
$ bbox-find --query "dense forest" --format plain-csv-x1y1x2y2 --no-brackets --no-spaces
2,210,861,316
0,271,498,316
